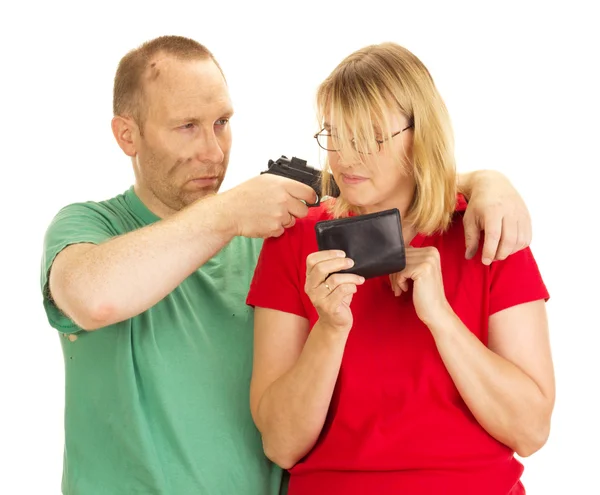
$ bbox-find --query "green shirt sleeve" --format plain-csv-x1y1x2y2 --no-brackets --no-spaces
40,202,117,333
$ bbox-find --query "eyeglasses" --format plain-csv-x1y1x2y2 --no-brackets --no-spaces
314,123,414,154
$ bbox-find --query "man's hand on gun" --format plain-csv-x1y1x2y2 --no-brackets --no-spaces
221,157,319,239
261,155,325,206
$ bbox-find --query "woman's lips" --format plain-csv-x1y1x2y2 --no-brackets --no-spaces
341,174,368,185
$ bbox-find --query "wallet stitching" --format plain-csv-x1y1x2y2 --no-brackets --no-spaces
314,208,400,231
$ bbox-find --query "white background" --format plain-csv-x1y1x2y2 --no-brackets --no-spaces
1,1,599,493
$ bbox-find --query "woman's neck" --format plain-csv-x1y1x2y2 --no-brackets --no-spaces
356,192,417,246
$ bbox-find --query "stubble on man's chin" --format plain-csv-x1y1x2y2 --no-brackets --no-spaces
153,170,224,212
178,180,224,208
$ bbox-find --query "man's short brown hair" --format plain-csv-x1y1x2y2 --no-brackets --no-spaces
113,35,224,129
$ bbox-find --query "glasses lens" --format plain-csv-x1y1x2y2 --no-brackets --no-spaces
317,133,339,151
316,133,379,154
351,138,376,155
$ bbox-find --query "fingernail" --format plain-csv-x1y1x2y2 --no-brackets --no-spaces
482,257,492,265
359,277,365,283
337,251,346,257
465,249,474,260
347,259,354,267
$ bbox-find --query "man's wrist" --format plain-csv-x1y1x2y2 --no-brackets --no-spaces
211,192,240,240
458,170,499,200
186,192,238,242
457,171,475,199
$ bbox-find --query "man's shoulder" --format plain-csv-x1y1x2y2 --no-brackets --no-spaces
46,189,142,239
53,190,130,218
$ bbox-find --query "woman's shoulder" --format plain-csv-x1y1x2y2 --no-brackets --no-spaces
259,200,335,255
290,199,336,234
418,194,472,260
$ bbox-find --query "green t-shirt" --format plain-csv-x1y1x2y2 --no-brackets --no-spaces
41,187,285,495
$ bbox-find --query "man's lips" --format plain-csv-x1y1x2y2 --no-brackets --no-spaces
188,177,219,187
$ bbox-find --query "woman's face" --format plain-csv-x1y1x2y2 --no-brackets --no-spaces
326,112,415,214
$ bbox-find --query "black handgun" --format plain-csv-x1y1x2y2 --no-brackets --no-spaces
261,155,323,206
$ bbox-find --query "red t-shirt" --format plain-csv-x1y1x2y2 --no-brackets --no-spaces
246,196,549,495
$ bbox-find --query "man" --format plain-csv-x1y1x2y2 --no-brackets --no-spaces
41,35,532,494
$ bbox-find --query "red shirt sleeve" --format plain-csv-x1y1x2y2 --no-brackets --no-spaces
246,225,308,319
489,247,549,315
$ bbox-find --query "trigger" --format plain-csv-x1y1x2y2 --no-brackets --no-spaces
305,194,320,207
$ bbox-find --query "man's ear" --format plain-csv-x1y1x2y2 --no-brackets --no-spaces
111,116,138,157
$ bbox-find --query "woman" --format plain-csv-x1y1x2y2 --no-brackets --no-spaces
246,42,554,495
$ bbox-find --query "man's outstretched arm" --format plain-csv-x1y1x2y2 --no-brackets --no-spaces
48,175,316,331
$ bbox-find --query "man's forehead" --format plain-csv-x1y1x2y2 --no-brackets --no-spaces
145,56,223,87
143,56,232,115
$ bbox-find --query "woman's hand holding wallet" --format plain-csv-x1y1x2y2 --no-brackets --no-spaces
304,250,365,333
313,207,453,330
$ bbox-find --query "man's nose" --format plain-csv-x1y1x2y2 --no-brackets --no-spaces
195,129,225,164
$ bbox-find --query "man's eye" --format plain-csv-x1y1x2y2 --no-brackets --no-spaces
180,123,195,130
215,118,229,126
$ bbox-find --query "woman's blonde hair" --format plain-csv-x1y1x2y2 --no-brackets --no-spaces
316,42,457,234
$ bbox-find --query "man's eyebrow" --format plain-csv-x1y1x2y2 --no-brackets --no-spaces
169,116,201,125
168,109,234,125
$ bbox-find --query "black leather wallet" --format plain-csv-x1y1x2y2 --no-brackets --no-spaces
314,208,406,279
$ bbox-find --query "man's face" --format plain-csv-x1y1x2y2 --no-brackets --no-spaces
132,57,233,214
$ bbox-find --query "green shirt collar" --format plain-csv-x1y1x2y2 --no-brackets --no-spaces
124,186,161,225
